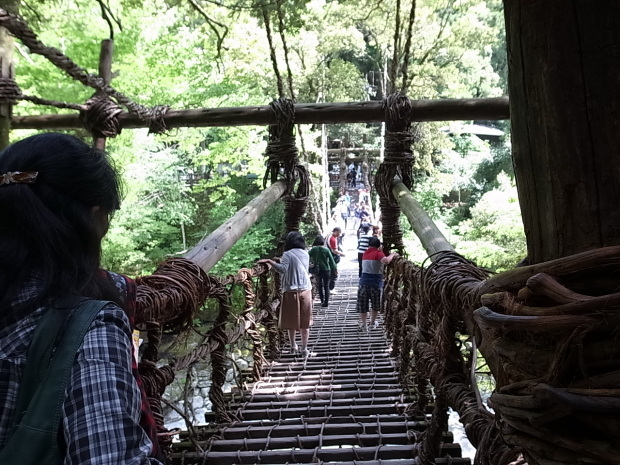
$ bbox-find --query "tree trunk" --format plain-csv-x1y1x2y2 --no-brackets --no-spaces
504,0,620,264
339,151,347,195
0,0,19,149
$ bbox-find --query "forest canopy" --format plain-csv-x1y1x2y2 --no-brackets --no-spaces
5,0,524,275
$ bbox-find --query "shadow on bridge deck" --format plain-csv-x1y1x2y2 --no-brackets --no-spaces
170,234,472,464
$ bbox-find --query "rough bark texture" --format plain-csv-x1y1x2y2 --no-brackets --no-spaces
0,0,18,149
504,0,620,263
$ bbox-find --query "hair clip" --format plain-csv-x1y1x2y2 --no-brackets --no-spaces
0,171,39,186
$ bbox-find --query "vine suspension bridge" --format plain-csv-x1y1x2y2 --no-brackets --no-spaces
169,237,472,465
3,7,620,463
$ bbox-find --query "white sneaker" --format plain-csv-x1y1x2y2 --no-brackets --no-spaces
372,321,380,329
289,344,299,354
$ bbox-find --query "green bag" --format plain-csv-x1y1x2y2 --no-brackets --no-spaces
0,298,109,465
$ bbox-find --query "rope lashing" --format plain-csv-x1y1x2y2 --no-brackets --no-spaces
0,76,20,105
263,98,298,189
282,167,310,233
80,95,123,138
147,104,171,134
375,92,417,255
262,98,310,240
385,250,518,463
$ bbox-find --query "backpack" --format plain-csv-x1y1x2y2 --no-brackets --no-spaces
0,298,109,465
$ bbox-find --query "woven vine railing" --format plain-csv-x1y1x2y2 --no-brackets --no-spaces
382,246,620,465
131,257,284,456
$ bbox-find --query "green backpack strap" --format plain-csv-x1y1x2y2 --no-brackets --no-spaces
0,297,110,465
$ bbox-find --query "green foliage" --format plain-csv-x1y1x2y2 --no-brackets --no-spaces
12,0,514,277
188,176,284,276
101,131,197,275
452,173,526,272
471,140,514,194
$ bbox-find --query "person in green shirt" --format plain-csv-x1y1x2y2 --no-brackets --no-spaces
308,236,338,308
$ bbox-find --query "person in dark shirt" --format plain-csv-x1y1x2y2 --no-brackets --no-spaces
309,236,338,308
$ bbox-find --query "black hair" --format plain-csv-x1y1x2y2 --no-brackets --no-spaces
368,237,381,248
0,133,123,324
283,230,306,251
312,235,325,246
360,223,371,234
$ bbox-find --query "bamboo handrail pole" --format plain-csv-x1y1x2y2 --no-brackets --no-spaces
392,180,455,259
326,148,380,154
184,180,287,272
11,97,509,130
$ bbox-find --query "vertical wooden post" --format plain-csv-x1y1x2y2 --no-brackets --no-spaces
0,0,19,150
361,153,374,215
93,39,114,150
321,123,329,229
362,154,370,190
338,150,347,195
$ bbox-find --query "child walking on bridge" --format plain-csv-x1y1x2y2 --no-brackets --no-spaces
356,237,398,331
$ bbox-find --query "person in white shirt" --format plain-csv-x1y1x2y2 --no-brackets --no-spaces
258,231,313,357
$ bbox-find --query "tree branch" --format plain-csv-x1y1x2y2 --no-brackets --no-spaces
186,0,229,63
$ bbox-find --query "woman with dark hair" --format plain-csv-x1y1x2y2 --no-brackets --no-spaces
0,133,162,463
308,235,338,308
258,231,313,357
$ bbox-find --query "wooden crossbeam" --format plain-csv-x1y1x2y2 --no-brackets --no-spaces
11,97,509,130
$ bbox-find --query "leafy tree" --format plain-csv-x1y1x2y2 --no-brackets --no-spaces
190,176,286,276
8,0,514,276
452,172,526,272
101,131,197,275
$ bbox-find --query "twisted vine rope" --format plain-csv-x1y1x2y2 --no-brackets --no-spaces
384,246,620,464
474,247,620,464
0,76,86,110
80,94,123,138
374,92,417,254
0,8,169,132
262,98,310,242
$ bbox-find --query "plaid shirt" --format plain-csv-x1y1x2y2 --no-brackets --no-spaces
0,277,162,464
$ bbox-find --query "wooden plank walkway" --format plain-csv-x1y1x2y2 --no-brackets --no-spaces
171,252,471,465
